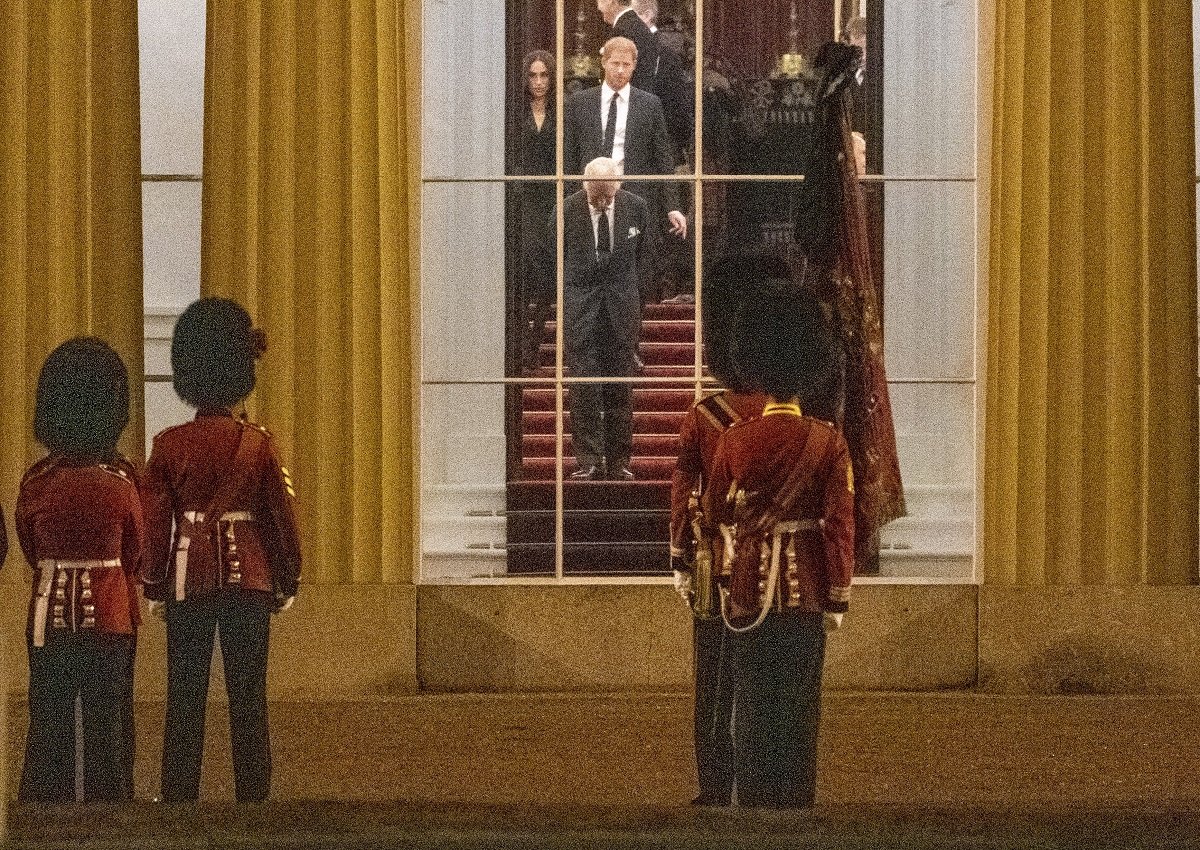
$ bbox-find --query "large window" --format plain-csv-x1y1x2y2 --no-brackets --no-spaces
419,0,978,583
138,0,205,451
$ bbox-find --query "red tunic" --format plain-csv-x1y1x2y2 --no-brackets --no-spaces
703,408,854,615
13,456,144,641
670,390,768,565
142,411,301,603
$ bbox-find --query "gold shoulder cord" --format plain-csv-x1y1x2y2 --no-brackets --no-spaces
762,402,803,418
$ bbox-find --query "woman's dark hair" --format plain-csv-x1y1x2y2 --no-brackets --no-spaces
34,337,130,460
171,297,264,410
522,50,555,97
732,279,837,406
702,253,794,392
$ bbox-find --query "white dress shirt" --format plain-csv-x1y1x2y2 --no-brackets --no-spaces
599,82,631,168
589,202,615,256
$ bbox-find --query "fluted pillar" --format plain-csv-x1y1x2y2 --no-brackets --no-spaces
984,1,1197,584
202,1,419,584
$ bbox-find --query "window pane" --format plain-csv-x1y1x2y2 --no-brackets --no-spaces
142,182,201,314
138,0,205,175
880,0,976,177
422,181,508,382
422,0,508,180
881,180,975,382
419,1,979,583
421,384,520,580
881,382,973,580
144,380,194,458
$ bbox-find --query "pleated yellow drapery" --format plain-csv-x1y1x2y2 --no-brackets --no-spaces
985,1,1198,584
0,0,145,523
201,1,419,584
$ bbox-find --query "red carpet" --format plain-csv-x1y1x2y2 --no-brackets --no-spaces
507,301,701,574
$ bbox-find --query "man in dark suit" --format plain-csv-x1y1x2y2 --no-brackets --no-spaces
563,36,687,243
556,157,651,481
631,0,695,162
597,0,659,94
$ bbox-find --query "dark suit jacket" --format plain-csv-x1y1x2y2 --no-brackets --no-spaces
563,84,680,221
612,9,659,94
557,188,650,353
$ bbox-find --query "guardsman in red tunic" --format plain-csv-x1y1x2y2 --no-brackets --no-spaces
143,298,301,803
702,282,854,809
13,337,142,801
669,255,782,806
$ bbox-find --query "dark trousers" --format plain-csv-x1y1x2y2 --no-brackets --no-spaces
564,279,638,469
693,616,734,803
728,612,826,808
20,632,134,802
161,591,273,802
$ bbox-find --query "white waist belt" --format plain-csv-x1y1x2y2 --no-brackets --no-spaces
719,518,821,635
33,558,121,647
175,511,256,601
36,558,120,571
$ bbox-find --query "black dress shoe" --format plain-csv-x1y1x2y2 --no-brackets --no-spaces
569,465,602,480
690,792,731,806
611,464,634,481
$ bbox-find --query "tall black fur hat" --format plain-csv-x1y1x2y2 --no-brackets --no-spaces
171,297,266,410
732,279,837,406
702,252,794,392
34,336,130,461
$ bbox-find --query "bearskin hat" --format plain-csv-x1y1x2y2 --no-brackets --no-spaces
732,279,838,407
171,297,265,410
34,337,130,461
702,252,795,392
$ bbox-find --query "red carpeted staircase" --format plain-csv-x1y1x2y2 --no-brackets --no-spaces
506,301,702,574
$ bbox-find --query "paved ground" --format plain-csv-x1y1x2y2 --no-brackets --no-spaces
4,692,1200,847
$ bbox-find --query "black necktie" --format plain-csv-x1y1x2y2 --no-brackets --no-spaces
602,93,619,156
596,208,611,261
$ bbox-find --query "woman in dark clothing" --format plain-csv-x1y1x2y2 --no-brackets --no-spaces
517,49,557,373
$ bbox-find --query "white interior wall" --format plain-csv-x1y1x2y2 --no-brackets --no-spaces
879,0,977,568
419,0,510,576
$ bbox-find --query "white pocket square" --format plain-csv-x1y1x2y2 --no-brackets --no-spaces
628,226,641,239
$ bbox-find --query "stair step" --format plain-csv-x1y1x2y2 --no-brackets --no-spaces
537,341,698,368
507,480,670,511
542,319,696,344
523,409,690,435
505,297,694,573
507,509,668,542
506,542,670,575
522,433,679,458
642,301,697,320
521,387,702,412
521,456,676,482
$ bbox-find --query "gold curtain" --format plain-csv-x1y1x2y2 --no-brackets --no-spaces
0,1,145,529
985,1,1198,584
201,1,419,584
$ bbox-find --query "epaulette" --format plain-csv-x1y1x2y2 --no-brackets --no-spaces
152,422,189,442
99,463,135,485
694,391,743,432
21,456,60,487
239,418,272,437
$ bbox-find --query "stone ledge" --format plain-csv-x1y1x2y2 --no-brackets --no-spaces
978,586,1200,694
